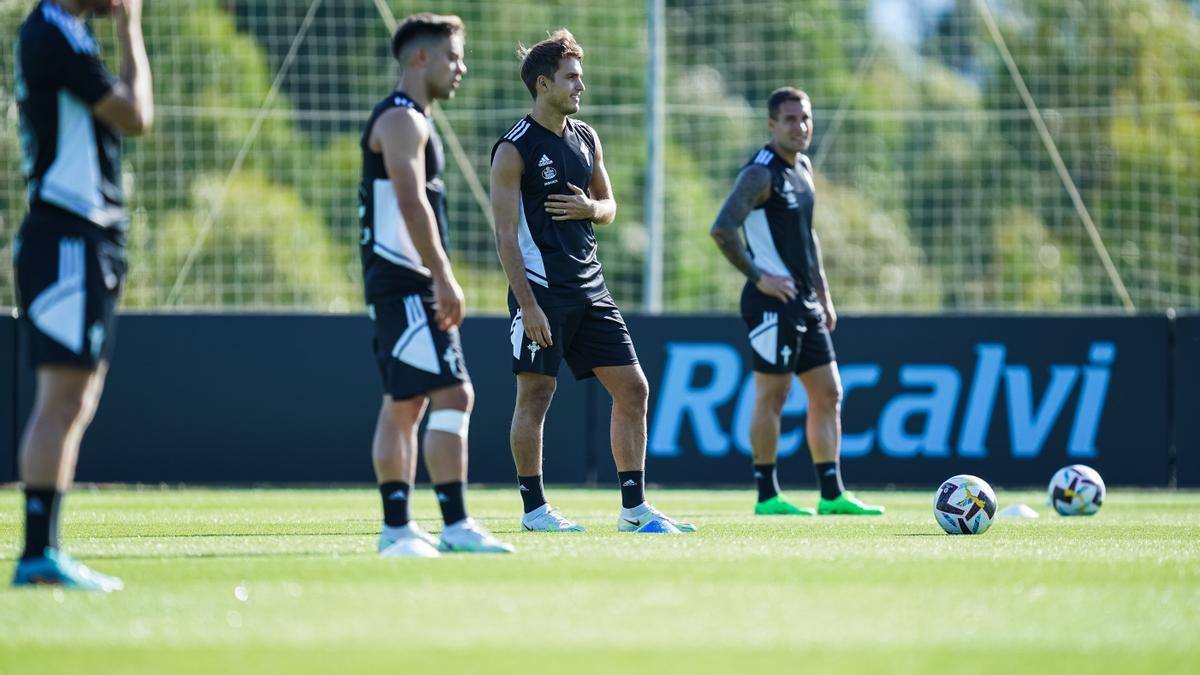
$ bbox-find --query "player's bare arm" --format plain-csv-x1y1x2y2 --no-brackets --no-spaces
375,106,464,331
93,0,153,136
491,142,552,347
711,164,797,303
810,229,836,331
545,133,616,224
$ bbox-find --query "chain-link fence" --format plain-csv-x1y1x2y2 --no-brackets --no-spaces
2,0,1197,314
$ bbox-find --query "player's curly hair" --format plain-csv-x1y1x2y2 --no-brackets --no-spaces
767,87,810,119
391,13,464,63
517,29,584,99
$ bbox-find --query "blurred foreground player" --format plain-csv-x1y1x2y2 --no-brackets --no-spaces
360,14,511,556
491,29,694,534
11,0,153,591
710,87,884,517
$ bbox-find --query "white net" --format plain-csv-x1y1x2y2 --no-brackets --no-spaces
0,0,1197,314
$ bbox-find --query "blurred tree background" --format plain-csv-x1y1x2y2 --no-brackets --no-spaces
1,0,1196,313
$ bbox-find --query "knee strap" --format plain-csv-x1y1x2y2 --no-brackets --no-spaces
427,409,469,437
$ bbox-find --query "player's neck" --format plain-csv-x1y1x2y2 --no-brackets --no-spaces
531,103,567,136
395,75,432,112
769,141,799,166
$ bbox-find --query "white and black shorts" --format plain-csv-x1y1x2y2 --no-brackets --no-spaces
369,288,470,400
15,207,126,369
740,283,836,375
508,290,638,380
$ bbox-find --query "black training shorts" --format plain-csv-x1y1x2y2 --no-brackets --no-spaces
15,206,126,369
740,283,836,375
508,290,638,380
368,287,470,400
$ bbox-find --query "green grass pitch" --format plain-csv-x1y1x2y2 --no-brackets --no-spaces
1,487,1198,674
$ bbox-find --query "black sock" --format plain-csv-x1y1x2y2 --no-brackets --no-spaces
379,481,411,527
754,464,780,503
618,470,646,509
22,488,62,560
517,474,547,514
815,461,845,500
434,481,468,525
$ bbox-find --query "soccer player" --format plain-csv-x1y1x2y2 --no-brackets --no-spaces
360,14,511,556
710,87,884,517
11,0,152,590
490,29,694,534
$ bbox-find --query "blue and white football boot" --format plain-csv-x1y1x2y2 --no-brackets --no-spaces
12,549,124,592
617,503,696,533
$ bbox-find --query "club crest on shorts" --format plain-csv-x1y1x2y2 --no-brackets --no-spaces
442,345,464,377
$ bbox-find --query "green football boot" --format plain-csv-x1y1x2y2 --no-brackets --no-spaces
817,492,886,515
754,495,815,516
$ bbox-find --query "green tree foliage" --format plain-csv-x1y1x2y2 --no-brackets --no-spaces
126,170,354,310
120,1,344,307
1,0,1196,312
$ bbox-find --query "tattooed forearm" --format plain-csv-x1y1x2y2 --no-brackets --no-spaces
711,227,761,282
710,165,771,282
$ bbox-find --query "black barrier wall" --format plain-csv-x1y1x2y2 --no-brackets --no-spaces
1,312,1184,487
13,314,590,485
1175,314,1200,487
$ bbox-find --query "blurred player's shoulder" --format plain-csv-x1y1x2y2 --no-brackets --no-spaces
22,1,100,55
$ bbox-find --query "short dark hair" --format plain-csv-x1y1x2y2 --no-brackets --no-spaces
517,29,584,98
768,87,810,119
391,13,464,63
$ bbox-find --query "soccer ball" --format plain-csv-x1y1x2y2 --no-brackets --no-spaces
1048,464,1105,516
933,474,998,535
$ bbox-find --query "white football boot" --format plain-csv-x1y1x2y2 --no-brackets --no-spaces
521,504,587,532
378,522,441,557
439,518,515,554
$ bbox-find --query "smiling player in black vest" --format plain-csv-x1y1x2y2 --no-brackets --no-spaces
711,87,884,517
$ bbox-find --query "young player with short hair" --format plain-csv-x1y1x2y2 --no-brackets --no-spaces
491,29,695,534
361,14,512,556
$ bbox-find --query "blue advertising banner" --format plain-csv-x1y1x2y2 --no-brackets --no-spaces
1175,314,1200,487
8,313,1175,487
623,315,1170,488
0,314,14,483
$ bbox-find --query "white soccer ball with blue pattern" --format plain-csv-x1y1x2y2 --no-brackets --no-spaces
933,474,998,535
1048,464,1105,516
